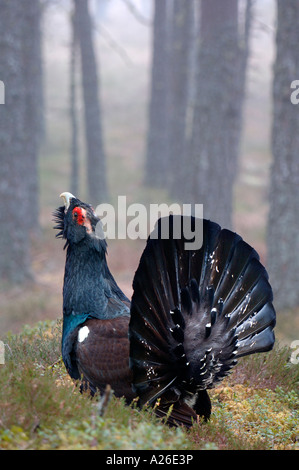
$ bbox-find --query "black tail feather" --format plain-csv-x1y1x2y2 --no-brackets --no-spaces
155,400,198,428
129,216,276,426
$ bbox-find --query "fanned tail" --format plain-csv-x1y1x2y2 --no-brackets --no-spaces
129,216,276,426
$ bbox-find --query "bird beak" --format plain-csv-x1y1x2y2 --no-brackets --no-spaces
60,192,75,211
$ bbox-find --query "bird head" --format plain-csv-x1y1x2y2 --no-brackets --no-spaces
53,192,106,250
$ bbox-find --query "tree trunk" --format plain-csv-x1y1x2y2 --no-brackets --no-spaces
74,0,107,205
22,0,44,231
168,0,193,201
0,0,33,282
70,10,80,197
267,0,299,311
144,0,169,188
190,0,246,229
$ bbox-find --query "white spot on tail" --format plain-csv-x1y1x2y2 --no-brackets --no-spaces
78,326,90,343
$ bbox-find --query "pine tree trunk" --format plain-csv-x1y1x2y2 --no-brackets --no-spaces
144,0,169,188
74,0,107,205
267,0,299,311
168,0,193,201
70,10,80,197
22,0,43,231
0,0,32,282
190,0,244,229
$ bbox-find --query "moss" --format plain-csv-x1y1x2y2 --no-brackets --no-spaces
0,320,298,450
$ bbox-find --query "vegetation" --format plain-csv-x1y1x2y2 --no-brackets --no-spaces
0,320,298,450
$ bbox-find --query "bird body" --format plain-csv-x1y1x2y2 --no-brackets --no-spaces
76,317,134,401
54,192,276,426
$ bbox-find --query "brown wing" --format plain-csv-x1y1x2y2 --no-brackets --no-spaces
75,316,135,401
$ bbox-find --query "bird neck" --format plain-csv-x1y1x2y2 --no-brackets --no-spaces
63,240,109,318
62,238,129,324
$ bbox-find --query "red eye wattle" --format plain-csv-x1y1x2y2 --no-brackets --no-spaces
72,207,85,225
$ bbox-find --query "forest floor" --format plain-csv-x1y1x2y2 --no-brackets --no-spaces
0,320,298,450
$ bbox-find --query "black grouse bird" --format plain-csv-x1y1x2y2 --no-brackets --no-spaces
54,192,276,427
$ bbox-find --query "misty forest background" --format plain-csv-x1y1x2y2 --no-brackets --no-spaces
0,0,298,347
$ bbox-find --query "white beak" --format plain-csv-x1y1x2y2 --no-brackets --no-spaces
60,192,76,210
